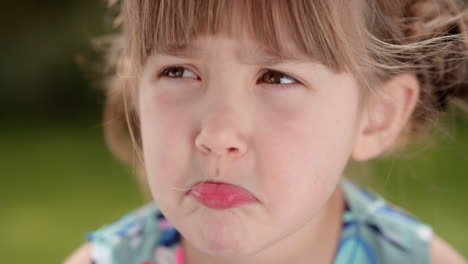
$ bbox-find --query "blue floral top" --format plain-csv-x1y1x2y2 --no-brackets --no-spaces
87,178,433,264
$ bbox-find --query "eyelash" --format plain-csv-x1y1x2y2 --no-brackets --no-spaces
158,66,300,86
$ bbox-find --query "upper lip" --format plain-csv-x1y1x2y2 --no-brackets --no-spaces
186,180,230,194
186,180,260,202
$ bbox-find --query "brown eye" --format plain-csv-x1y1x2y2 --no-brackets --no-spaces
164,67,184,77
259,70,297,85
160,67,198,79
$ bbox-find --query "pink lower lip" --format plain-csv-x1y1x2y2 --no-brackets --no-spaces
189,181,257,210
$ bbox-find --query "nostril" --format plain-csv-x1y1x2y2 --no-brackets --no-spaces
200,145,211,153
198,144,240,155
228,147,238,154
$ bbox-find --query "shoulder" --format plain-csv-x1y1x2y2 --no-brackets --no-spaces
87,202,161,244
66,202,163,264
63,243,92,264
430,234,466,264
339,178,434,263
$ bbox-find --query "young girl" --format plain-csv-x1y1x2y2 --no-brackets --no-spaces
65,0,468,263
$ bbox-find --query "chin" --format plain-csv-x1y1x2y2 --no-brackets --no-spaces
182,212,265,257
193,235,262,258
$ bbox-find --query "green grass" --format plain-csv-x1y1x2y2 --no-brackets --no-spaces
1,113,467,263
1,119,144,263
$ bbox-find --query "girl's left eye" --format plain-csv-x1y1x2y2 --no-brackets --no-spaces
258,70,299,85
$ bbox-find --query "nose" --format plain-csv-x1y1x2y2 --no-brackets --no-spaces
195,105,248,159
195,123,247,158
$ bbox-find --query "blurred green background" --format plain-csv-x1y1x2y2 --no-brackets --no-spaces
1,1,467,263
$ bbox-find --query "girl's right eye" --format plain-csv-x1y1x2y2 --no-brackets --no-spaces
159,66,199,80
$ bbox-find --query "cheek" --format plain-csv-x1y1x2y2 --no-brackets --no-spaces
254,91,359,214
138,91,195,203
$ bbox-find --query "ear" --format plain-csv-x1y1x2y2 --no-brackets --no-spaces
351,74,420,161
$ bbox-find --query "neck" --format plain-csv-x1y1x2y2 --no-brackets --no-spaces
182,186,345,264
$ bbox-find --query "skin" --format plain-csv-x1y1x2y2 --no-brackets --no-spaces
135,34,386,263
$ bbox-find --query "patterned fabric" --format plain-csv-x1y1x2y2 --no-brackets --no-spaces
87,178,433,264
336,178,432,264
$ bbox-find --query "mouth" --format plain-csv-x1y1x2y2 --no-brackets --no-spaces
187,180,258,210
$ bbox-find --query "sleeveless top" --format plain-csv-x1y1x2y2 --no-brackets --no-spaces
87,178,433,264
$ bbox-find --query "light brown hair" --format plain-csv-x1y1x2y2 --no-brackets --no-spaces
97,0,468,189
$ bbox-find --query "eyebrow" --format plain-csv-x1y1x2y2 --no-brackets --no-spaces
156,43,307,66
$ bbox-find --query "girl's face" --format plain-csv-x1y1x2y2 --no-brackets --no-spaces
138,34,363,257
